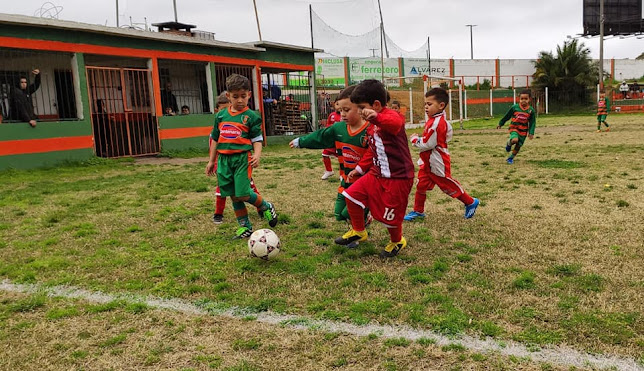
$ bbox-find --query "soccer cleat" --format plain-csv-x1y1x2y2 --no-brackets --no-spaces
321,171,334,180
212,214,224,224
464,198,480,219
334,228,368,246
257,209,264,218
403,210,426,221
596,129,602,133
505,143,512,152
263,202,278,228
233,226,253,239
380,237,407,258
506,157,514,164
605,127,610,132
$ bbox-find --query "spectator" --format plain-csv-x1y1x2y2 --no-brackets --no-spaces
12,69,41,127
161,82,179,113
631,81,640,94
619,81,629,99
181,105,190,115
164,106,176,116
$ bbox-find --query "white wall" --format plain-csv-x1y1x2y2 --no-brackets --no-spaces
613,59,644,81
453,59,496,86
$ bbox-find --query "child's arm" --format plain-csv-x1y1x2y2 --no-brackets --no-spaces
362,109,404,135
528,111,536,139
249,114,264,168
289,124,337,149
250,141,263,168
205,117,221,176
497,106,514,129
348,148,373,182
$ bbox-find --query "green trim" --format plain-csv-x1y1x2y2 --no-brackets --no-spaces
0,148,93,170
158,114,214,129
74,53,91,121
259,48,314,67
0,120,91,141
161,137,209,152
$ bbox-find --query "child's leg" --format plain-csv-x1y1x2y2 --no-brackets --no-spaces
346,198,366,232
431,172,474,205
214,186,226,215
322,155,333,172
231,200,251,229
413,170,432,213
334,193,350,221
597,116,602,131
245,190,278,227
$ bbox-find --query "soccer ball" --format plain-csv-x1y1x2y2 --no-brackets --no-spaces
248,229,281,260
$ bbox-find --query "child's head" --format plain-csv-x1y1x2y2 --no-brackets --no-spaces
215,91,230,112
391,100,401,112
599,90,606,98
350,79,388,112
424,88,449,117
337,85,362,126
333,99,340,112
519,89,531,107
225,74,251,112
181,105,190,115
164,106,174,115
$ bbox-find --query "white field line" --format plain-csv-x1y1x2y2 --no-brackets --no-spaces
1,280,642,371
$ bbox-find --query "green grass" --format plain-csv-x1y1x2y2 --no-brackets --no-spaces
0,114,643,361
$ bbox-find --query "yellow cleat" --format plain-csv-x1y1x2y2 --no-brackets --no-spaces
380,237,407,258
334,228,368,246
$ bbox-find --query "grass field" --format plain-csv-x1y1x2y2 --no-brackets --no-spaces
1,114,643,370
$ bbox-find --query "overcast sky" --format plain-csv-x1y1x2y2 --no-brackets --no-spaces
5,0,643,59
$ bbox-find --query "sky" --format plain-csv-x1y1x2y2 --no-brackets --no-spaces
5,0,643,59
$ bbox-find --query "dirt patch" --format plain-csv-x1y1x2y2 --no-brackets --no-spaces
133,156,209,166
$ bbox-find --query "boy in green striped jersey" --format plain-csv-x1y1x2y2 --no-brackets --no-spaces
290,85,371,223
596,90,610,132
205,74,278,239
497,90,536,164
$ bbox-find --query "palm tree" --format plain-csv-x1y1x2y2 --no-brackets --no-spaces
533,40,599,107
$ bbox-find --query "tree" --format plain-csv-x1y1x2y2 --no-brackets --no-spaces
532,39,598,91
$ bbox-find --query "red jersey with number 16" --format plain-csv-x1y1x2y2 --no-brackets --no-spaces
361,107,414,179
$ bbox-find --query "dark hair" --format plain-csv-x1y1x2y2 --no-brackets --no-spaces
350,79,387,106
19,76,27,81
216,91,229,105
425,88,450,105
599,89,605,94
226,74,251,92
519,89,531,97
386,91,391,103
181,105,189,110
337,85,356,100
391,100,400,107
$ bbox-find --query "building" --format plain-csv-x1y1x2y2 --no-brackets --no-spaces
0,13,318,169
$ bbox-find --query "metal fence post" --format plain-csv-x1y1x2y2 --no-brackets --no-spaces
489,88,493,116
408,87,413,124
545,87,549,114
513,89,516,105
464,89,468,120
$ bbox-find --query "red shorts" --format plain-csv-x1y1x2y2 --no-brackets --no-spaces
342,172,413,228
322,148,336,157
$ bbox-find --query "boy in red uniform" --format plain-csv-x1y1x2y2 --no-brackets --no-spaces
404,88,480,221
336,80,415,257
321,99,343,180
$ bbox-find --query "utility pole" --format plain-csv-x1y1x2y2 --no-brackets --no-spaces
253,0,262,41
376,0,389,58
369,48,378,57
427,36,431,86
173,0,178,22
116,0,119,27
598,0,604,88
466,24,477,59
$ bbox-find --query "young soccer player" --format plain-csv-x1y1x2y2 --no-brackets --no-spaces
404,88,480,221
596,90,611,132
391,100,401,113
205,74,277,238
320,99,343,180
497,89,536,164
210,92,262,225
290,85,371,222
336,80,415,257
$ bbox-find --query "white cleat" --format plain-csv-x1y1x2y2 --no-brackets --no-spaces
321,171,334,180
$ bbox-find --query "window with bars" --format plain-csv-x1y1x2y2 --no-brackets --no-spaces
214,64,256,110
261,71,313,135
0,47,77,123
158,60,211,115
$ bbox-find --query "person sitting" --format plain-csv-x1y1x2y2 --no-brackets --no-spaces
164,106,176,116
181,105,190,115
619,81,629,99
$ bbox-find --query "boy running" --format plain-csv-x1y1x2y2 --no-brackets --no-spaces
320,99,343,180
596,90,611,132
290,85,371,222
206,74,277,238
404,88,479,221
336,79,415,258
497,89,536,164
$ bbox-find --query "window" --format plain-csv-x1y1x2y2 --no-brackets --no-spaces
0,47,77,122
158,60,211,114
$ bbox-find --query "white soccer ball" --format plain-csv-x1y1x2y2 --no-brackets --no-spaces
248,229,281,260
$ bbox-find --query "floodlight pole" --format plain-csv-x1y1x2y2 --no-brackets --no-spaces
427,36,431,87
466,24,477,59
116,0,119,27
173,0,178,22
598,0,604,89
376,0,389,58
253,0,263,42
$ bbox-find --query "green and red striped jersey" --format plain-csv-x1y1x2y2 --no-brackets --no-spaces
597,97,610,115
210,107,263,154
298,121,370,192
499,104,536,136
